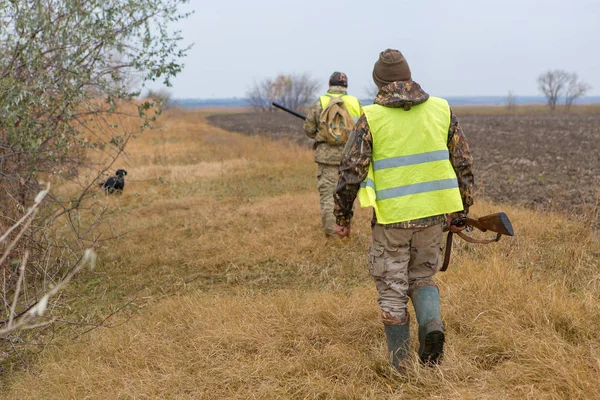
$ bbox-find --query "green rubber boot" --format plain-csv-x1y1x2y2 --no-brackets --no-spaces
384,322,410,372
411,285,445,364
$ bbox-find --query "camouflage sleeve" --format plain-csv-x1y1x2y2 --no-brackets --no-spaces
334,115,372,226
302,99,321,139
448,110,474,213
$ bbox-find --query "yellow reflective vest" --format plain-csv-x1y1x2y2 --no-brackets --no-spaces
357,97,463,224
319,93,362,121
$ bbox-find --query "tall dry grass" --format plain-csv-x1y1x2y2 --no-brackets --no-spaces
4,109,600,399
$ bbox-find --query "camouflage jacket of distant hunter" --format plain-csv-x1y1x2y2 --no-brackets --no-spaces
333,80,475,228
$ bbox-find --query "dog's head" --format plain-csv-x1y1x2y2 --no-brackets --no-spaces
115,169,128,177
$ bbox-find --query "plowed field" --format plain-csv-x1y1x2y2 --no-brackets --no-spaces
208,111,600,222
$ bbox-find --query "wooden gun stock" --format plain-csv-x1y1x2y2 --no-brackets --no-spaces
452,212,514,236
441,212,514,272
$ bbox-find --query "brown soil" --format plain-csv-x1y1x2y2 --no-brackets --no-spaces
207,111,600,221
208,112,312,148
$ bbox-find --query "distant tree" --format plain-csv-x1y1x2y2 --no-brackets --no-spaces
145,89,174,110
247,79,271,112
247,73,320,112
537,70,571,110
537,70,592,111
565,73,592,111
506,90,517,110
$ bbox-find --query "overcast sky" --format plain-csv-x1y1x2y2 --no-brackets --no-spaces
159,0,600,99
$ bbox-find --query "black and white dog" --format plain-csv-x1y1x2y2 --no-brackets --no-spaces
100,169,127,194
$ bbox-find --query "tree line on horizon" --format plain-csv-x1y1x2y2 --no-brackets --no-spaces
240,70,592,112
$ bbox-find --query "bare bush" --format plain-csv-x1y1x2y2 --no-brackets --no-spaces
565,74,592,111
0,185,96,339
247,73,320,112
0,0,190,366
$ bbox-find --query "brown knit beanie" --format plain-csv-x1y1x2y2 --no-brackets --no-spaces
329,71,348,87
372,49,412,88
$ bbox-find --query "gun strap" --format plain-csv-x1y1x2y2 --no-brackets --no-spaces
441,232,453,272
456,231,502,244
440,232,502,272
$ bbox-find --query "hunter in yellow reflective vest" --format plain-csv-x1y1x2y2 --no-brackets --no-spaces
358,96,464,224
303,71,362,237
333,49,475,372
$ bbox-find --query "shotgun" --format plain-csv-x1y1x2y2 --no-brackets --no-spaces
272,102,306,120
441,212,514,272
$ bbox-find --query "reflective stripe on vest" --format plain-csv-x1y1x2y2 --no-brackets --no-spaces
320,93,362,122
357,97,463,224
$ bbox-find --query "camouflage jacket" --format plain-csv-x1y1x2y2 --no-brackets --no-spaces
333,81,475,228
303,86,362,166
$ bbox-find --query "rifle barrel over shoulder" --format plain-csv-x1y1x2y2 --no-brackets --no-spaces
271,102,307,120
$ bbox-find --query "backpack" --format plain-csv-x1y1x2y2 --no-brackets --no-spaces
318,95,355,146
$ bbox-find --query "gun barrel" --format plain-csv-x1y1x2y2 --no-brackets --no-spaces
271,102,307,120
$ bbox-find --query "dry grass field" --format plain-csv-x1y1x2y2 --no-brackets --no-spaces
4,108,600,399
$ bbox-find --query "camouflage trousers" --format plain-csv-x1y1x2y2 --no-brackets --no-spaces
369,223,443,320
316,163,339,237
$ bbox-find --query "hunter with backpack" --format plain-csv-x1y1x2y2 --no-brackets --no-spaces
303,71,362,237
